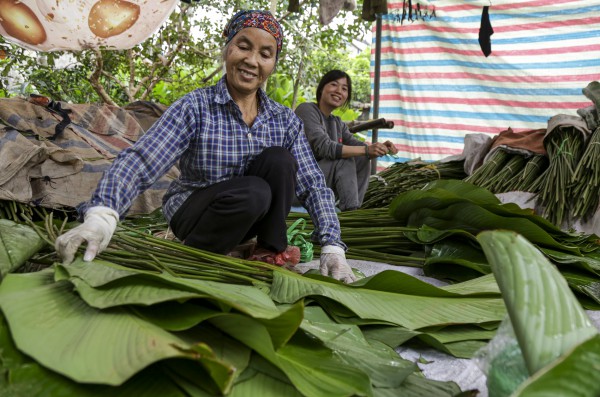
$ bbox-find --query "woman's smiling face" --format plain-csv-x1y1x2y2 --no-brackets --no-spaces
225,27,277,98
319,77,349,113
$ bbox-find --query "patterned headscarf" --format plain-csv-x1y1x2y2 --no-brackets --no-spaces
223,10,284,58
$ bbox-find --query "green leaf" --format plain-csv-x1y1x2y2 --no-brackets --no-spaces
301,306,418,387
440,273,500,295
210,314,372,397
373,373,462,397
276,333,373,397
6,362,186,397
362,323,495,359
410,202,577,253
423,238,492,282
228,355,304,397
57,260,282,319
0,219,46,278
477,231,598,375
350,270,470,297
512,334,600,397
270,270,506,330
0,270,194,386
132,301,222,331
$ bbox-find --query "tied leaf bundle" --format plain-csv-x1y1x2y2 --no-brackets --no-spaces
509,154,549,193
483,152,527,193
532,127,586,227
571,126,600,221
464,149,510,189
361,159,465,209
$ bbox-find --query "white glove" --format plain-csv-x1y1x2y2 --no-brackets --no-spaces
320,245,357,283
55,206,119,264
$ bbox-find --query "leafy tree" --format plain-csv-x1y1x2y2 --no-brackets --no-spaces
0,1,371,116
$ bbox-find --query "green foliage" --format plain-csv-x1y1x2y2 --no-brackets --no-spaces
266,73,306,108
333,107,361,122
0,2,371,107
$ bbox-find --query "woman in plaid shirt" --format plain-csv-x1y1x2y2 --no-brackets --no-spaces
55,10,356,283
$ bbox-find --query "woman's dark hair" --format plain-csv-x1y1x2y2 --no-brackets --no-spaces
316,69,352,108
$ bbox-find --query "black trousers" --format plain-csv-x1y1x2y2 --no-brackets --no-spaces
170,147,298,254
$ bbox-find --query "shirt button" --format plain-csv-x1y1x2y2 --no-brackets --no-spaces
247,133,252,138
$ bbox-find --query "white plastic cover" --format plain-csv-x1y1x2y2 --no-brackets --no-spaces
0,0,178,52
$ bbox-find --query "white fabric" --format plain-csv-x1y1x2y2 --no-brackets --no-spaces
0,0,178,51
55,206,119,264
320,245,357,283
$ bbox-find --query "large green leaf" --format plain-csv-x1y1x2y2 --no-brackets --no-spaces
440,273,499,295
561,270,600,307
227,355,305,397
132,301,223,331
0,219,46,278
351,269,476,297
270,270,505,330
390,179,566,236
5,362,187,397
0,270,195,386
408,202,577,253
57,260,282,319
362,323,496,359
301,306,418,387
540,247,600,276
389,180,583,254
1,312,218,397
423,238,492,282
478,231,598,375
373,373,463,397
512,334,600,397
388,179,501,224
209,314,373,397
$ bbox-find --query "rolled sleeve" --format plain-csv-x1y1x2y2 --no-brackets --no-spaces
290,116,345,249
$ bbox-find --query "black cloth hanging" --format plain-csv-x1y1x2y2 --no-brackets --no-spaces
478,6,494,57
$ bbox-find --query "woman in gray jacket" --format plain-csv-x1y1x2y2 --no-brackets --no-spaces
295,70,397,211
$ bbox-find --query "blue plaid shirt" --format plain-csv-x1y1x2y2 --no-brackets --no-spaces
80,76,344,249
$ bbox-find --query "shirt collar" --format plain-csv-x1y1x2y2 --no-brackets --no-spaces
214,75,276,116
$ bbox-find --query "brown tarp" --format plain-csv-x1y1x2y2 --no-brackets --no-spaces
0,97,178,215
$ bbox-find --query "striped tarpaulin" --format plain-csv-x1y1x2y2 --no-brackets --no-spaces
369,0,600,168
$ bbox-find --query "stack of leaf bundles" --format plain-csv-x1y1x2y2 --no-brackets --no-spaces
464,128,549,195
531,116,589,227
361,159,466,209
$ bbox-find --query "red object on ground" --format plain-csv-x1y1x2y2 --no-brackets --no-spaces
248,246,301,267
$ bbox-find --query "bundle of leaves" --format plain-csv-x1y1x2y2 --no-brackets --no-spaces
286,209,426,266
389,179,600,309
361,159,466,209
531,126,586,227
508,154,548,192
571,126,600,221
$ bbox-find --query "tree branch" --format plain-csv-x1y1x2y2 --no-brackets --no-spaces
89,50,117,106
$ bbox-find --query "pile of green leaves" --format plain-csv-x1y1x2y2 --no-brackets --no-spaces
389,179,600,309
0,217,507,396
